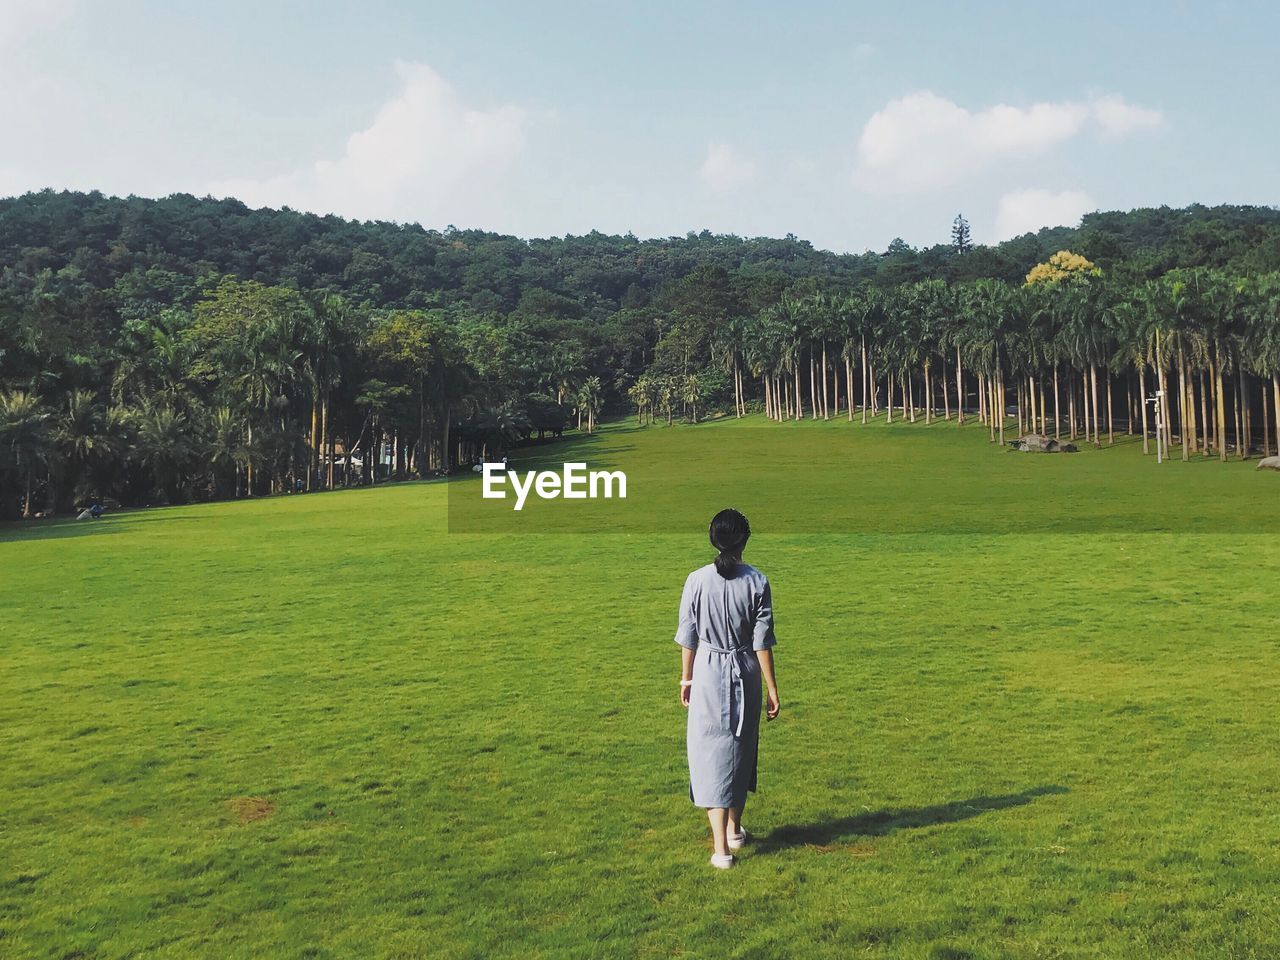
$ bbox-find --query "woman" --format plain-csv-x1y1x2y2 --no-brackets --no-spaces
675,508,780,869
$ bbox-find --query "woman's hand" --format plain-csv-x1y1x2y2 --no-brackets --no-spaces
765,686,780,721
680,681,692,708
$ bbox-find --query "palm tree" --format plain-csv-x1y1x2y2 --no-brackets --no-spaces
627,375,653,425
207,406,249,497
0,391,52,518
51,389,107,507
658,375,678,426
712,316,749,417
1202,270,1245,461
682,373,702,424
133,404,195,503
1246,273,1280,457
577,376,603,433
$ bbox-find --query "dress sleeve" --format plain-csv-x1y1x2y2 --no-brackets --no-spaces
674,573,699,650
751,578,776,651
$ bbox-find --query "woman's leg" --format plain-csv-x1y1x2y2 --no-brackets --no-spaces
727,805,743,837
706,808,730,857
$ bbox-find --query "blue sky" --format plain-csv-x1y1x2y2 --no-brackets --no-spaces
2,0,1276,252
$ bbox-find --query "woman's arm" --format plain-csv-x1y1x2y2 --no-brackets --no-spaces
751,578,779,720
755,648,780,720
679,646,695,707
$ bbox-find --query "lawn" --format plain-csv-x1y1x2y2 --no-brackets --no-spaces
3,414,1280,959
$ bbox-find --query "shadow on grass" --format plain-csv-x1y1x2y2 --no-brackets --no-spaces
0,509,220,542
0,518,123,543
756,785,1067,854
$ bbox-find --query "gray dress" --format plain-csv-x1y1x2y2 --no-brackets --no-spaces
674,562,776,808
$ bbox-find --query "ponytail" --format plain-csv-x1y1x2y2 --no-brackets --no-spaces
714,551,739,578
708,508,751,579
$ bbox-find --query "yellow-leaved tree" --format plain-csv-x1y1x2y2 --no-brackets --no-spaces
1025,250,1101,286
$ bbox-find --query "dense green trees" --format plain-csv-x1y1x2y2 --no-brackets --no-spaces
727,266,1280,465
4,189,1280,517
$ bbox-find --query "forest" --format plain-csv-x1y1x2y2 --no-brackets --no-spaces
2,189,1280,518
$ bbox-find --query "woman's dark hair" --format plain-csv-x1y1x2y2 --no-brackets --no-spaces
709,508,751,578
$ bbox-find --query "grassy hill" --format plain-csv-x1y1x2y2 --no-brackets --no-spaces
3,417,1279,958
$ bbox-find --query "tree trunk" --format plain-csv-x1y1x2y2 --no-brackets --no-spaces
831,353,840,419
1127,376,1135,437
1177,343,1190,459
1139,365,1150,455
1155,361,1170,459
1106,370,1114,445
1238,367,1249,459
1264,383,1272,459
1231,369,1241,458
984,374,993,439
846,355,854,422
886,374,894,424
1080,368,1089,444
924,363,933,424
308,402,318,491
1066,370,1075,440
809,352,818,421
1090,364,1101,447
1214,353,1227,462
319,398,330,489
997,372,1006,445
955,345,965,425
820,343,830,420
1052,366,1061,440
1274,373,1280,460
861,339,869,424
442,405,452,471
1201,370,1211,456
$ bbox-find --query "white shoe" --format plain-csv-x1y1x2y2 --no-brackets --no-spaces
727,828,749,850
710,853,735,869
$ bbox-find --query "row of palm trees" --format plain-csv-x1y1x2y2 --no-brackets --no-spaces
681,262,1280,462
627,373,708,426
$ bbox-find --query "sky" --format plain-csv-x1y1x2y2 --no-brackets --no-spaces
1,0,1277,254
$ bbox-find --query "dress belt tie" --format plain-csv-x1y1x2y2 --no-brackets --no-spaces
699,640,748,738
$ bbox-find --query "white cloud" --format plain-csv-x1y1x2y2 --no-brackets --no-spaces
0,0,73,47
699,142,757,191
1092,94,1164,138
207,62,529,224
995,187,1096,241
854,91,1163,193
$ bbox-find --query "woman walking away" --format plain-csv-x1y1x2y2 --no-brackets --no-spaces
675,508,780,869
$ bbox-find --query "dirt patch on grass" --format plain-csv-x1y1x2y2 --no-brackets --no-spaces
810,841,877,857
228,796,275,823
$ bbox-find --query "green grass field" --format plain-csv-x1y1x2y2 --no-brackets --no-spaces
4,415,1280,959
